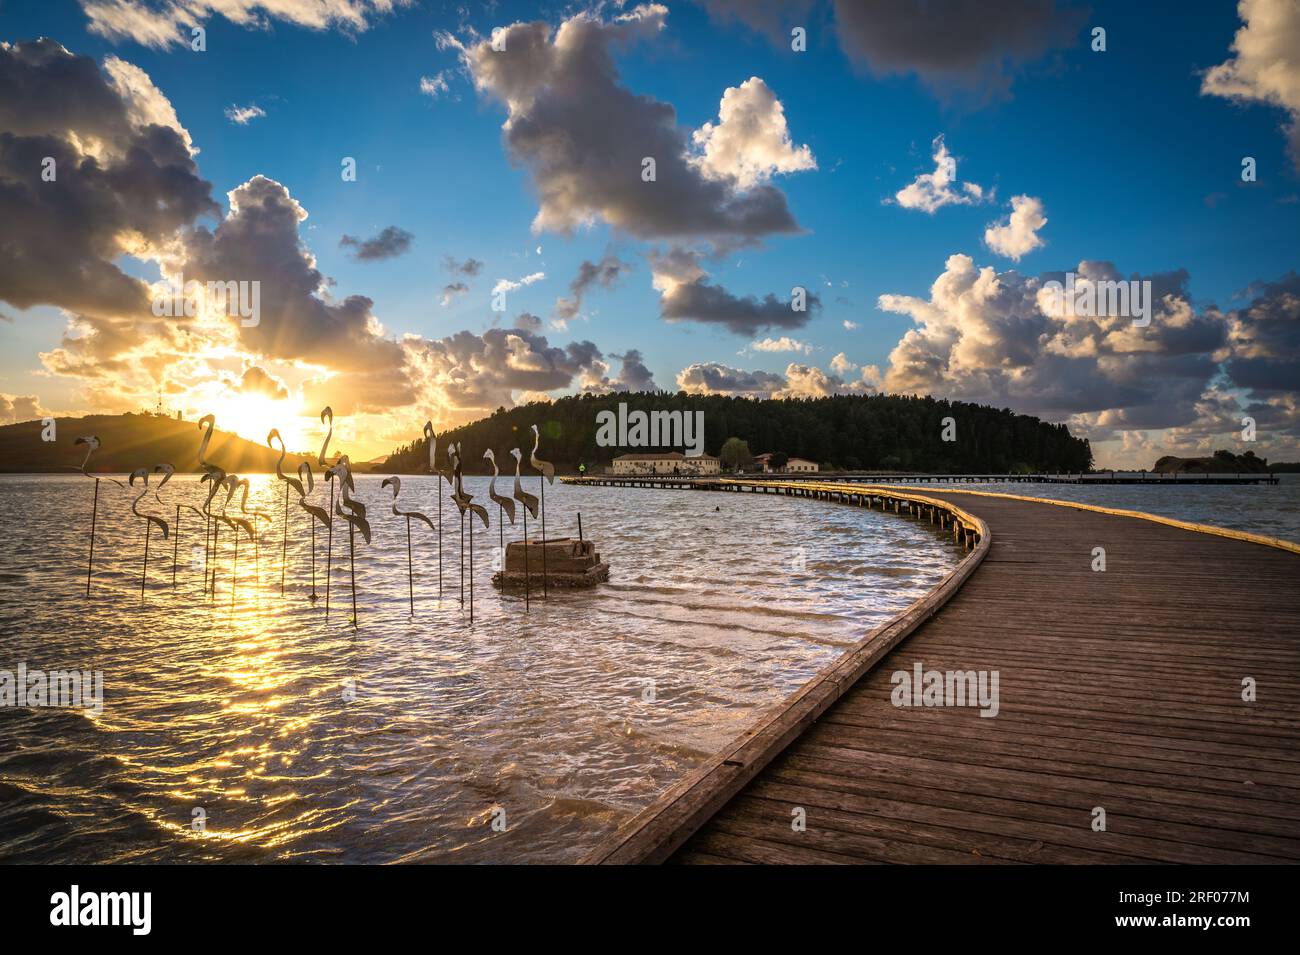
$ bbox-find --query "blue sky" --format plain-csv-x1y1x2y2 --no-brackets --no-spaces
1,0,1298,465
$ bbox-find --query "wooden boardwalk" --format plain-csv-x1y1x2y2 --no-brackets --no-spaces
578,480,1300,864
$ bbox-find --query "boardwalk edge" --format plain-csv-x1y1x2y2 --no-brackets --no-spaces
579,487,991,865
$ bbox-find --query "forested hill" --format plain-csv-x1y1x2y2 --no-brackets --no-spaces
0,413,316,474
382,392,1094,475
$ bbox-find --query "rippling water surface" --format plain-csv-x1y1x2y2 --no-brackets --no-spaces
0,474,959,863
892,474,1300,543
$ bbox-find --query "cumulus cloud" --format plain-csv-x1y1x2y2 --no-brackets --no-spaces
339,225,415,262
0,393,45,424
555,252,632,319
677,359,874,398
404,327,617,415
983,195,1047,261
749,336,812,354
691,76,816,189
81,0,411,49
0,40,216,317
1202,0,1300,170
676,362,786,396
608,349,658,391
234,365,288,400
876,254,1246,441
224,103,265,125
893,135,985,212
1221,270,1300,394
448,5,804,243
174,175,411,392
513,312,543,333
650,247,818,335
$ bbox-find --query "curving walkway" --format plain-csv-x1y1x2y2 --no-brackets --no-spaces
576,479,1300,864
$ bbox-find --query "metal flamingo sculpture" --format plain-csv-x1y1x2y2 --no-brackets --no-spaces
200,470,232,599
484,449,516,574
530,424,556,597
425,421,450,600
235,476,273,597
196,415,226,597
382,476,435,616
319,408,334,607
510,448,539,611
268,428,306,597
323,455,364,620
128,468,169,605
70,435,123,596
221,475,256,612
327,458,369,629
296,462,329,602
153,462,203,590
450,444,489,624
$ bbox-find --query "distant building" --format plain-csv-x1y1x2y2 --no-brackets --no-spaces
752,452,819,474
609,452,720,476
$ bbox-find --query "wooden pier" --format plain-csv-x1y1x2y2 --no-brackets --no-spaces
572,477,1300,864
573,470,1281,486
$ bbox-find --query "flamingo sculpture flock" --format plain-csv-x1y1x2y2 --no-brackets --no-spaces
65,410,566,626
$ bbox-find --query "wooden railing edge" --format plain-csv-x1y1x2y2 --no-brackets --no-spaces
579,486,991,865
873,485,1300,556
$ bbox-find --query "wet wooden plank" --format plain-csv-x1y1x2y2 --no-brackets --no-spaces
660,486,1300,865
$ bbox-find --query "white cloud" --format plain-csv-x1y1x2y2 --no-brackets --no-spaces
492,271,546,295
224,103,265,125
983,195,1047,261
102,54,196,154
419,71,449,98
749,336,812,354
81,0,411,49
691,76,816,189
1201,0,1300,169
893,135,986,213
843,319,859,330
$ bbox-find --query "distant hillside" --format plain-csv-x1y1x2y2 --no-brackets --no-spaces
381,392,1094,475
0,412,317,475
1152,451,1273,474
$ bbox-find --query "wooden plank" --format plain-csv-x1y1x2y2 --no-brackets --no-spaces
572,479,1300,865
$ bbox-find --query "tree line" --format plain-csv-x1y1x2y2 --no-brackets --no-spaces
380,392,1094,474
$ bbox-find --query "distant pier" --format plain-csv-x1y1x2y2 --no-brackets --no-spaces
570,470,1281,487
572,477,1300,864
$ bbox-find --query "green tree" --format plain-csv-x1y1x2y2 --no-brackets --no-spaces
719,436,752,471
